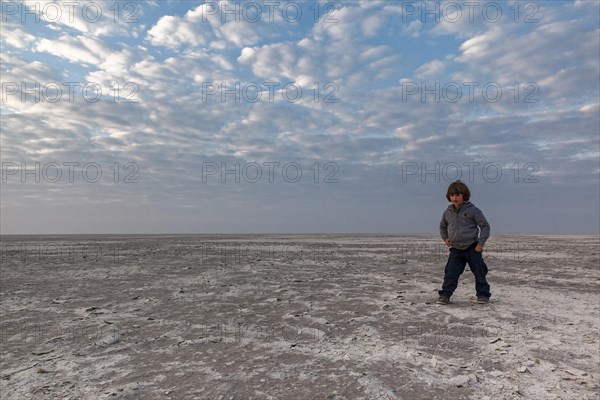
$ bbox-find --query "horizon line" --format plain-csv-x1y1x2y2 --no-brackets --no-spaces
1,232,598,237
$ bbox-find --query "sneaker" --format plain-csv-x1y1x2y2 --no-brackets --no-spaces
470,296,489,304
436,296,450,305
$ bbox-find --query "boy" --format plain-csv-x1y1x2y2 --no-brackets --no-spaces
436,180,491,305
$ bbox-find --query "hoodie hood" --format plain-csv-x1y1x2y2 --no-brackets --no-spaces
447,201,474,213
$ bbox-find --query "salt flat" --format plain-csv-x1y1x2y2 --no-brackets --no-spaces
1,234,598,399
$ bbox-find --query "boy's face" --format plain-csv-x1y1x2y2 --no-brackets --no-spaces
450,193,464,208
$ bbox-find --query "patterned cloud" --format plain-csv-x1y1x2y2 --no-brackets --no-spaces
1,0,598,233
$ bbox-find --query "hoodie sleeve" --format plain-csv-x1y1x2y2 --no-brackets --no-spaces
439,211,449,241
474,208,490,245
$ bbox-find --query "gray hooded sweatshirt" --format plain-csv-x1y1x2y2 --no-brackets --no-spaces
439,201,490,250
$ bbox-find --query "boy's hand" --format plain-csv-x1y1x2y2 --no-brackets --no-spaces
475,244,484,253
444,239,453,248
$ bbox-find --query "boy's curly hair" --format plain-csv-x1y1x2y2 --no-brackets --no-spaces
446,180,471,202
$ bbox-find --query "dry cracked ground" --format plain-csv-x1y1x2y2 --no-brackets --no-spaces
1,234,599,399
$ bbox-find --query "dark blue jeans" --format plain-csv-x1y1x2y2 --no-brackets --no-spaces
438,242,491,299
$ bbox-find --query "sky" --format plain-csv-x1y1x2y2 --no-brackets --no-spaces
0,0,599,234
